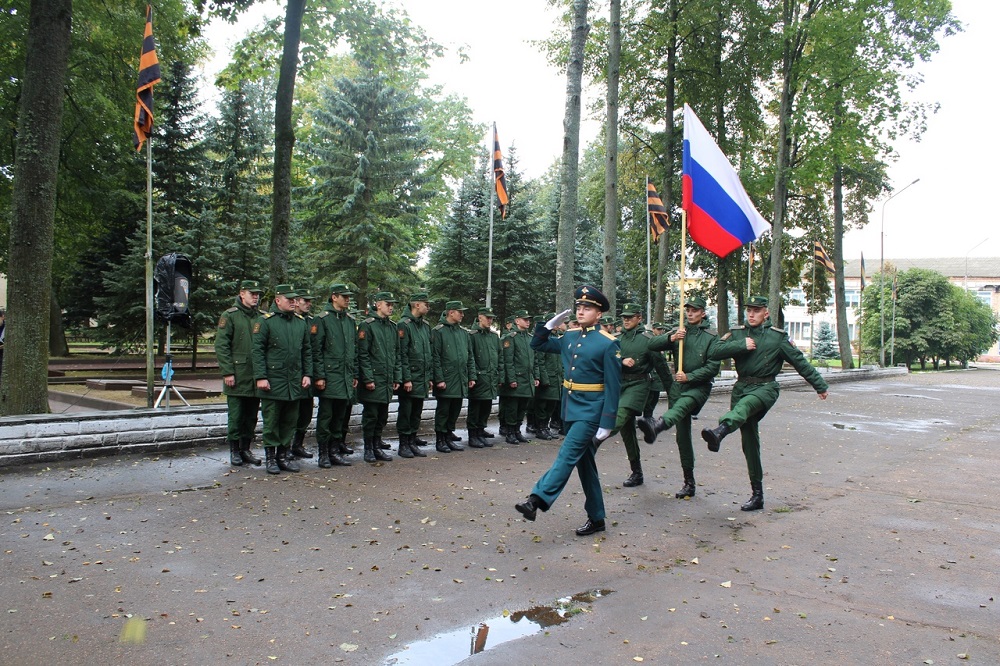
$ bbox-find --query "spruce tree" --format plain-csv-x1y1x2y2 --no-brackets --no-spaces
813,321,839,361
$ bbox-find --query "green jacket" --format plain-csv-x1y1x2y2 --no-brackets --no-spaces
616,325,669,412
651,319,720,412
398,311,432,397
469,322,500,400
215,298,259,397
534,331,563,400
357,314,402,404
499,329,534,398
431,321,477,399
710,319,829,393
252,305,313,401
311,304,357,400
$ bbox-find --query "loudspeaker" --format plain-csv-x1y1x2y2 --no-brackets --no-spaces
154,252,193,327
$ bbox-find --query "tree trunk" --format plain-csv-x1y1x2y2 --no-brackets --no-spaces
768,12,795,322
555,0,589,312
49,293,69,357
602,0,620,313
269,0,306,289
0,0,72,416
832,159,854,368
653,0,679,322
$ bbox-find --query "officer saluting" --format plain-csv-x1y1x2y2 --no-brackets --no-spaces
516,285,622,537
704,296,829,511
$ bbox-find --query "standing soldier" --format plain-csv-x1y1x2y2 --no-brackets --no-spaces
357,292,401,463
499,310,536,444
702,296,829,511
396,292,432,459
599,303,667,488
216,280,264,467
311,283,357,468
431,300,477,452
637,297,721,498
290,291,316,460
516,286,621,536
532,311,563,441
468,305,500,448
252,284,313,474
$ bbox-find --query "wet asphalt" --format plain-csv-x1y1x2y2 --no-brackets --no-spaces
2,368,999,665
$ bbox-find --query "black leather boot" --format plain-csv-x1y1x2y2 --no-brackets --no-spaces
265,447,280,474
505,429,520,445
363,437,376,463
525,416,537,435
535,426,554,441
333,438,354,456
741,481,764,511
317,440,332,468
499,424,508,437
413,435,431,447
408,434,427,457
239,437,262,466
676,468,696,498
435,432,452,453
636,415,669,444
277,445,300,472
514,426,530,443
623,459,644,487
377,437,391,450
291,432,313,459
482,428,496,438
373,435,393,461
449,431,462,442
228,440,243,466
478,428,493,448
447,432,465,451
468,430,485,448
702,423,732,452
397,434,415,458
515,494,547,521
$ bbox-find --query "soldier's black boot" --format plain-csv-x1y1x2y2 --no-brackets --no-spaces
363,437,377,463
265,447,280,474
435,432,452,453
637,415,669,444
676,468,696,498
334,438,355,457
238,437,262,466
535,424,554,441
515,494,547,521
499,424,508,437
377,437,391,450
449,431,462,442
447,432,465,451
397,434,415,459
468,429,485,449
291,432,313,459
408,434,427,457
228,440,243,466
504,427,520,445
317,440,333,468
702,422,732,453
276,445,300,472
623,459,644,487
514,426,530,443
482,427,496,438
741,481,764,511
478,428,494,448
525,416,537,435
373,434,393,461
413,434,431,447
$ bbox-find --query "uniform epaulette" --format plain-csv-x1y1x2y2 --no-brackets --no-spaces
600,330,616,341
263,312,275,319
295,313,304,319
771,326,786,334
347,312,356,320
433,323,444,330
508,330,518,336
706,329,718,337
641,330,655,339
317,311,330,318
364,316,375,323
730,325,745,330
225,306,238,314
461,326,472,333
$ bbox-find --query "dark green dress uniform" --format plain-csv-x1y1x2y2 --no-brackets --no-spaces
517,285,621,532
216,282,263,466
468,307,500,447
706,296,829,511
251,288,313,473
396,296,432,457
499,312,535,443
639,303,720,498
311,288,358,467
431,301,477,452
292,294,317,459
531,316,563,439
643,323,673,417
357,293,402,461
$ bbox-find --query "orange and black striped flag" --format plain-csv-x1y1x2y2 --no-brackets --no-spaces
860,253,866,290
814,240,835,275
133,5,161,151
647,181,669,242
493,126,509,219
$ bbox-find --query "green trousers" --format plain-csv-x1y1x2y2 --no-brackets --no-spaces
396,394,425,435
361,401,389,439
611,407,641,463
294,396,314,435
260,398,298,448
434,396,463,433
316,397,351,444
467,398,493,430
719,381,779,483
499,396,531,427
225,395,260,442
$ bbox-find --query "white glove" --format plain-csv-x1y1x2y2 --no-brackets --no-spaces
546,308,572,330
594,427,611,442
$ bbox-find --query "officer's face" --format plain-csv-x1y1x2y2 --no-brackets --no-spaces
239,289,259,308
576,303,600,327
376,300,394,317
412,301,429,317
331,293,350,310
448,309,464,324
478,314,494,329
621,314,641,330
684,306,705,325
515,317,530,331
275,294,296,312
746,306,768,326
296,297,313,314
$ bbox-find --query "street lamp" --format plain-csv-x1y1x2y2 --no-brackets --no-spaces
880,178,920,367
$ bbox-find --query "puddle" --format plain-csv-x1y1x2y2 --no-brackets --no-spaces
383,589,613,665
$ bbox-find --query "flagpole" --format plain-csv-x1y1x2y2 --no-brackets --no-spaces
144,137,155,407
809,243,816,359
746,243,753,300
486,123,495,309
646,177,652,328
678,209,687,370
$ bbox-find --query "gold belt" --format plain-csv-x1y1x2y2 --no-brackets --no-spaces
563,379,604,392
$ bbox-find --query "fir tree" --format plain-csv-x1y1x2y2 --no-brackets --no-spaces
813,321,840,360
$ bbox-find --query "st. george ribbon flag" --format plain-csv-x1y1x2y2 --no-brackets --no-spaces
682,104,769,257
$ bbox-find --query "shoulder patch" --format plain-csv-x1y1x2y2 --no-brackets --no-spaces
503,340,511,348
225,306,238,313
706,329,718,337
600,330,616,341
252,322,262,334
347,312,356,320
310,324,318,334
398,329,405,338
509,330,518,336
358,329,366,340
217,317,227,329
295,313,304,319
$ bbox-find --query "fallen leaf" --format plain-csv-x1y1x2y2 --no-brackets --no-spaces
720,581,732,588
43,534,55,541
340,643,358,652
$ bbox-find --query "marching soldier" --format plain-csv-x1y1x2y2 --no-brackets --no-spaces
216,280,264,467
290,291,317,459
357,291,402,463
643,322,671,418
499,310,536,444
516,286,621,536
431,300,477,452
396,292,433,459
252,284,313,474
637,297,720,498
703,296,829,511
311,283,357,468
468,305,500,448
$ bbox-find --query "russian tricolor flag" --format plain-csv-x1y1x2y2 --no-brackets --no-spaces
682,104,769,258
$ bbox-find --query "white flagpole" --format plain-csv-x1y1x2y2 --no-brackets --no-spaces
486,123,496,309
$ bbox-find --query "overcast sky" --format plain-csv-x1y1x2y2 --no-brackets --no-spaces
202,0,995,261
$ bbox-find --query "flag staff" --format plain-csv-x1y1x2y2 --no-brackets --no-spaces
144,138,154,406
746,243,753,300
486,123,496,309
677,208,688,370
809,238,816,359
645,176,652,327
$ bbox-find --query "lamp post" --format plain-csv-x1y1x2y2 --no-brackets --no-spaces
880,178,919,367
